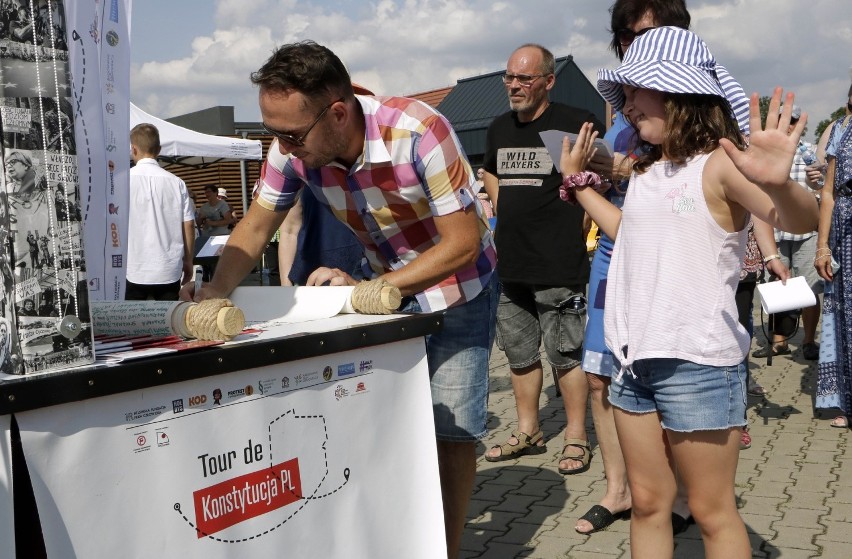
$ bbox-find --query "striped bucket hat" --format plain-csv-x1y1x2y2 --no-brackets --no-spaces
597,26,725,113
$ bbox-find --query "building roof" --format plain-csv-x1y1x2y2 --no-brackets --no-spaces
406,86,454,108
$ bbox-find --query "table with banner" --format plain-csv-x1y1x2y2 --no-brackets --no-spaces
0,312,446,559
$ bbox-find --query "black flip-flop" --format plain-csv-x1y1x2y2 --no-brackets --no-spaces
576,505,630,534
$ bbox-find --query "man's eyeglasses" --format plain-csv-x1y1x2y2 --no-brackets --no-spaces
502,73,547,87
616,26,656,47
262,98,342,147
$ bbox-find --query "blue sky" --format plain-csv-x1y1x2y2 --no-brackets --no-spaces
130,0,852,140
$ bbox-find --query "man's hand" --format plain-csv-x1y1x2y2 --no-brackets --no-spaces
306,267,358,287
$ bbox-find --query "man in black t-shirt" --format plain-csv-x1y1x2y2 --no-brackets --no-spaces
482,43,604,475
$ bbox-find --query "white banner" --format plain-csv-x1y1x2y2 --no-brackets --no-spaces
0,415,13,559
67,0,131,301
16,338,445,558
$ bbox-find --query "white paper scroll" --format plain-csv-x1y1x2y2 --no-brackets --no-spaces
756,276,817,314
228,286,357,324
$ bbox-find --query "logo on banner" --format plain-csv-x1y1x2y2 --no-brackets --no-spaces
157,430,170,447
188,394,207,408
88,277,100,292
359,360,373,373
110,222,120,248
105,102,115,114
322,366,333,381
172,399,184,413
106,30,119,47
108,203,119,214
356,382,367,394
334,385,349,400
109,0,120,22
191,458,302,537
212,388,222,405
134,431,151,453
111,255,122,268
338,363,355,377
281,376,289,389
257,379,275,395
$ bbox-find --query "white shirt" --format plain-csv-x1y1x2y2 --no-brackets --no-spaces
127,158,194,284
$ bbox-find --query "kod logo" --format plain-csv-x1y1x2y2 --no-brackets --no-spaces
188,395,206,407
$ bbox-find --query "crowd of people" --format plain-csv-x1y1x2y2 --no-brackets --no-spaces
117,1,852,557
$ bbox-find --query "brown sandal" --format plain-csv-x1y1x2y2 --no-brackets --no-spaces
485,429,547,462
559,438,592,474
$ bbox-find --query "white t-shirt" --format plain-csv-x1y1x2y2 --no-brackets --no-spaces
127,158,194,284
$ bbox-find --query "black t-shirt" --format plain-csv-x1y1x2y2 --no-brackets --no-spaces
483,103,604,285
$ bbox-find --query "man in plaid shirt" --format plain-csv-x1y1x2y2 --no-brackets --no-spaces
753,105,824,360
184,41,497,558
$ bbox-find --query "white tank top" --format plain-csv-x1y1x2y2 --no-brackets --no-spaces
604,152,750,374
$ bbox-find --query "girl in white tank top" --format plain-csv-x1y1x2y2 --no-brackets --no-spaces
557,27,820,559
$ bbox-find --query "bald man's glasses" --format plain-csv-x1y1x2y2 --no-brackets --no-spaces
262,99,342,147
502,73,546,87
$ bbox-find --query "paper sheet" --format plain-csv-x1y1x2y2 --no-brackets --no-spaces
196,235,230,258
539,130,614,173
756,276,817,314
228,286,357,324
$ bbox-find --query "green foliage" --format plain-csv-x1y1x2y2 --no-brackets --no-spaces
756,95,809,138
815,106,847,142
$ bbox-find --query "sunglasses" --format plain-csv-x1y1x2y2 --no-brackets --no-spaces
616,26,656,47
262,98,342,147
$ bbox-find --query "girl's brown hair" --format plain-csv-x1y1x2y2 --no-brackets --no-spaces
633,93,745,173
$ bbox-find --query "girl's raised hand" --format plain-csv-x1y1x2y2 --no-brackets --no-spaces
559,122,599,177
720,87,806,190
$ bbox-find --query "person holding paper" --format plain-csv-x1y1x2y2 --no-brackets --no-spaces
561,27,818,558
182,41,497,559
480,43,604,478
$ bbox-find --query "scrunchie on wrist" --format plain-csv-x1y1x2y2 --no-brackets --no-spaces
559,171,601,205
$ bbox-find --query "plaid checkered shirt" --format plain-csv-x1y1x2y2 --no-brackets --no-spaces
775,140,818,242
255,95,497,312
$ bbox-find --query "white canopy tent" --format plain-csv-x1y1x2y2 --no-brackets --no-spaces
129,102,264,215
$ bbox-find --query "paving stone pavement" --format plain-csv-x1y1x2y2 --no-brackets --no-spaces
462,316,850,558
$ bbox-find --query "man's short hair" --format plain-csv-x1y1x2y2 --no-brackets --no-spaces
130,123,161,156
609,0,691,58
204,184,218,194
250,40,354,109
514,43,555,75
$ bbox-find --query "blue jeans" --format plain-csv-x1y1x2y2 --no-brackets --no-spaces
400,274,498,441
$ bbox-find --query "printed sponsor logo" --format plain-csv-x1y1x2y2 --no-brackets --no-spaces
124,405,168,422
338,363,355,377
359,360,373,373
192,458,301,537
281,376,290,389
226,385,254,400
188,394,207,408
356,382,367,393
110,222,120,248
133,430,151,453
88,277,100,292
108,203,119,214
334,385,349,401
105,30,119,47
172,399,184,414
105,102,115,114
294,371,318,386
245,384,254,396
111,255,122,268
156,430,170,447
212,389,222,405
257,379,275,395
109,0,120,23
322,366,333,381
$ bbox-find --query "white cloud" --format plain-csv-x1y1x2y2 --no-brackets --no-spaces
131,0,852,139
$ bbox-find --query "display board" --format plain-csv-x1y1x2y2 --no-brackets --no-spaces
14,335,446,558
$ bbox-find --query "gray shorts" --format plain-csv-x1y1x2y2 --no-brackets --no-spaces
772,236,823,295
495,282,586,371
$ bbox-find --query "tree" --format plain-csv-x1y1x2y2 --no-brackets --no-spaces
815,106,847,142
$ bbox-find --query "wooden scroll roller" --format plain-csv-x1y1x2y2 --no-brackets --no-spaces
182,299,246,341
349,279,402,315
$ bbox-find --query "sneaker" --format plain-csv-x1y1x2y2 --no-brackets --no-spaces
740,428,751,450
802,342,820,361
752,344,790,358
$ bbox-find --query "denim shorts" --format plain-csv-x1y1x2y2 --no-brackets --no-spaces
400,273,498,442
495,282,586,371
608,358,747,432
